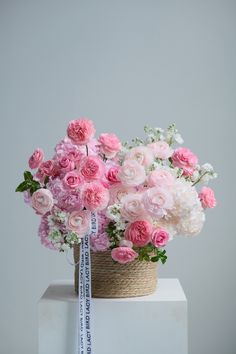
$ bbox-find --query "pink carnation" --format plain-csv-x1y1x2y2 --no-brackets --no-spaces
172,147,198,176
199,187,217,209
31,188,54,215
67,210,90,236
28,148,44,169
125,220,152,247
63,171,83,189
148,141,173,160
82,182,109,212
67,118,95,145
90,232,110,252
111,247,138,264
98,133,121,158
79,156,105,181
151,228,169,247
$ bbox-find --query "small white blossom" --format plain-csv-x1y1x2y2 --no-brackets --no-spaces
48,228,63,243
201,163,214,173
106,204,122,222
61,243,70,251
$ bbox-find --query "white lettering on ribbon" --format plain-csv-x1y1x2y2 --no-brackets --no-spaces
78,212,97,354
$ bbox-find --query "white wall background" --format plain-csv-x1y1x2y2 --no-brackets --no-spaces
0,1,235,353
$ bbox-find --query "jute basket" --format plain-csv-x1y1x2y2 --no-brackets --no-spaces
73,245,158,298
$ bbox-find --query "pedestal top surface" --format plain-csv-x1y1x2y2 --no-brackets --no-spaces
39,278,186,303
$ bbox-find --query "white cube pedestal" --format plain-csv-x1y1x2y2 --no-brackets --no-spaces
38,279,187,354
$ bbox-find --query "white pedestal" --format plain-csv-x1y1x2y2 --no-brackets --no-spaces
38,279,187,354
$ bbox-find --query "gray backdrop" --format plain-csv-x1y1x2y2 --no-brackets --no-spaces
1,0,235,353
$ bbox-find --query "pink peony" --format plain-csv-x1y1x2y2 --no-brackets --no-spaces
105,166,120,184
148,141,173,160
126,146,154,167
142,187,174,218
67,118,95,145
98,133,121,158
151,228,169,247
28,148,44,169
148,168,175,188
57,156,75,173
63,171,83,189
57,190,82,212
67,210,90,236
125,220,152,247
199,187,217,209
90,232,110,252
81,182,109,211
120,193,147,221
31,188,54,215
118,159,146,187
111,247,138,264
172,147,198,176
79,156,105,181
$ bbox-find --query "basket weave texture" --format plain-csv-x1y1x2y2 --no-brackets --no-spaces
74,245,157,298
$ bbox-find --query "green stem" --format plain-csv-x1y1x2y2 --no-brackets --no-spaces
192,171,208,187
85,145,89,156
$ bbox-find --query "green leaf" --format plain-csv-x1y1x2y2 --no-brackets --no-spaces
151,256,159,262
15,181,28,192
24,171,33,181
44,176,49,185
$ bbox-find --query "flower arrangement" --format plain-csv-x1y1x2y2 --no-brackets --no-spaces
16,119,217,265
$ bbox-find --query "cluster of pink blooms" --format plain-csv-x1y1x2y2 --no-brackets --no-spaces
18,118,217,264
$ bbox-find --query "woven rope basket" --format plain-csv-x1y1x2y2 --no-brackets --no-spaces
74,245,158,298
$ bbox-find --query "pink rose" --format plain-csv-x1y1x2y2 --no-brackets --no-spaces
106,167,120,184
148,168,175,188
98,133,121,158
90,232,110,252
125,220,152,247
118,160,146,187
67,210,90,236
79,156,105,181
142,187,174,218
31,188,54,215
111,247,138,264
172,147,198,176
67,150,83,163
148,141,173,160
28,148,44,169
151,228,169,247
109,184,136,204
126,146,154,167
63,171,83,189
120,193,147,221
39,160,57,177
67,118,95,145
82,182,109,211
199,187,217,209
57,156,75,173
